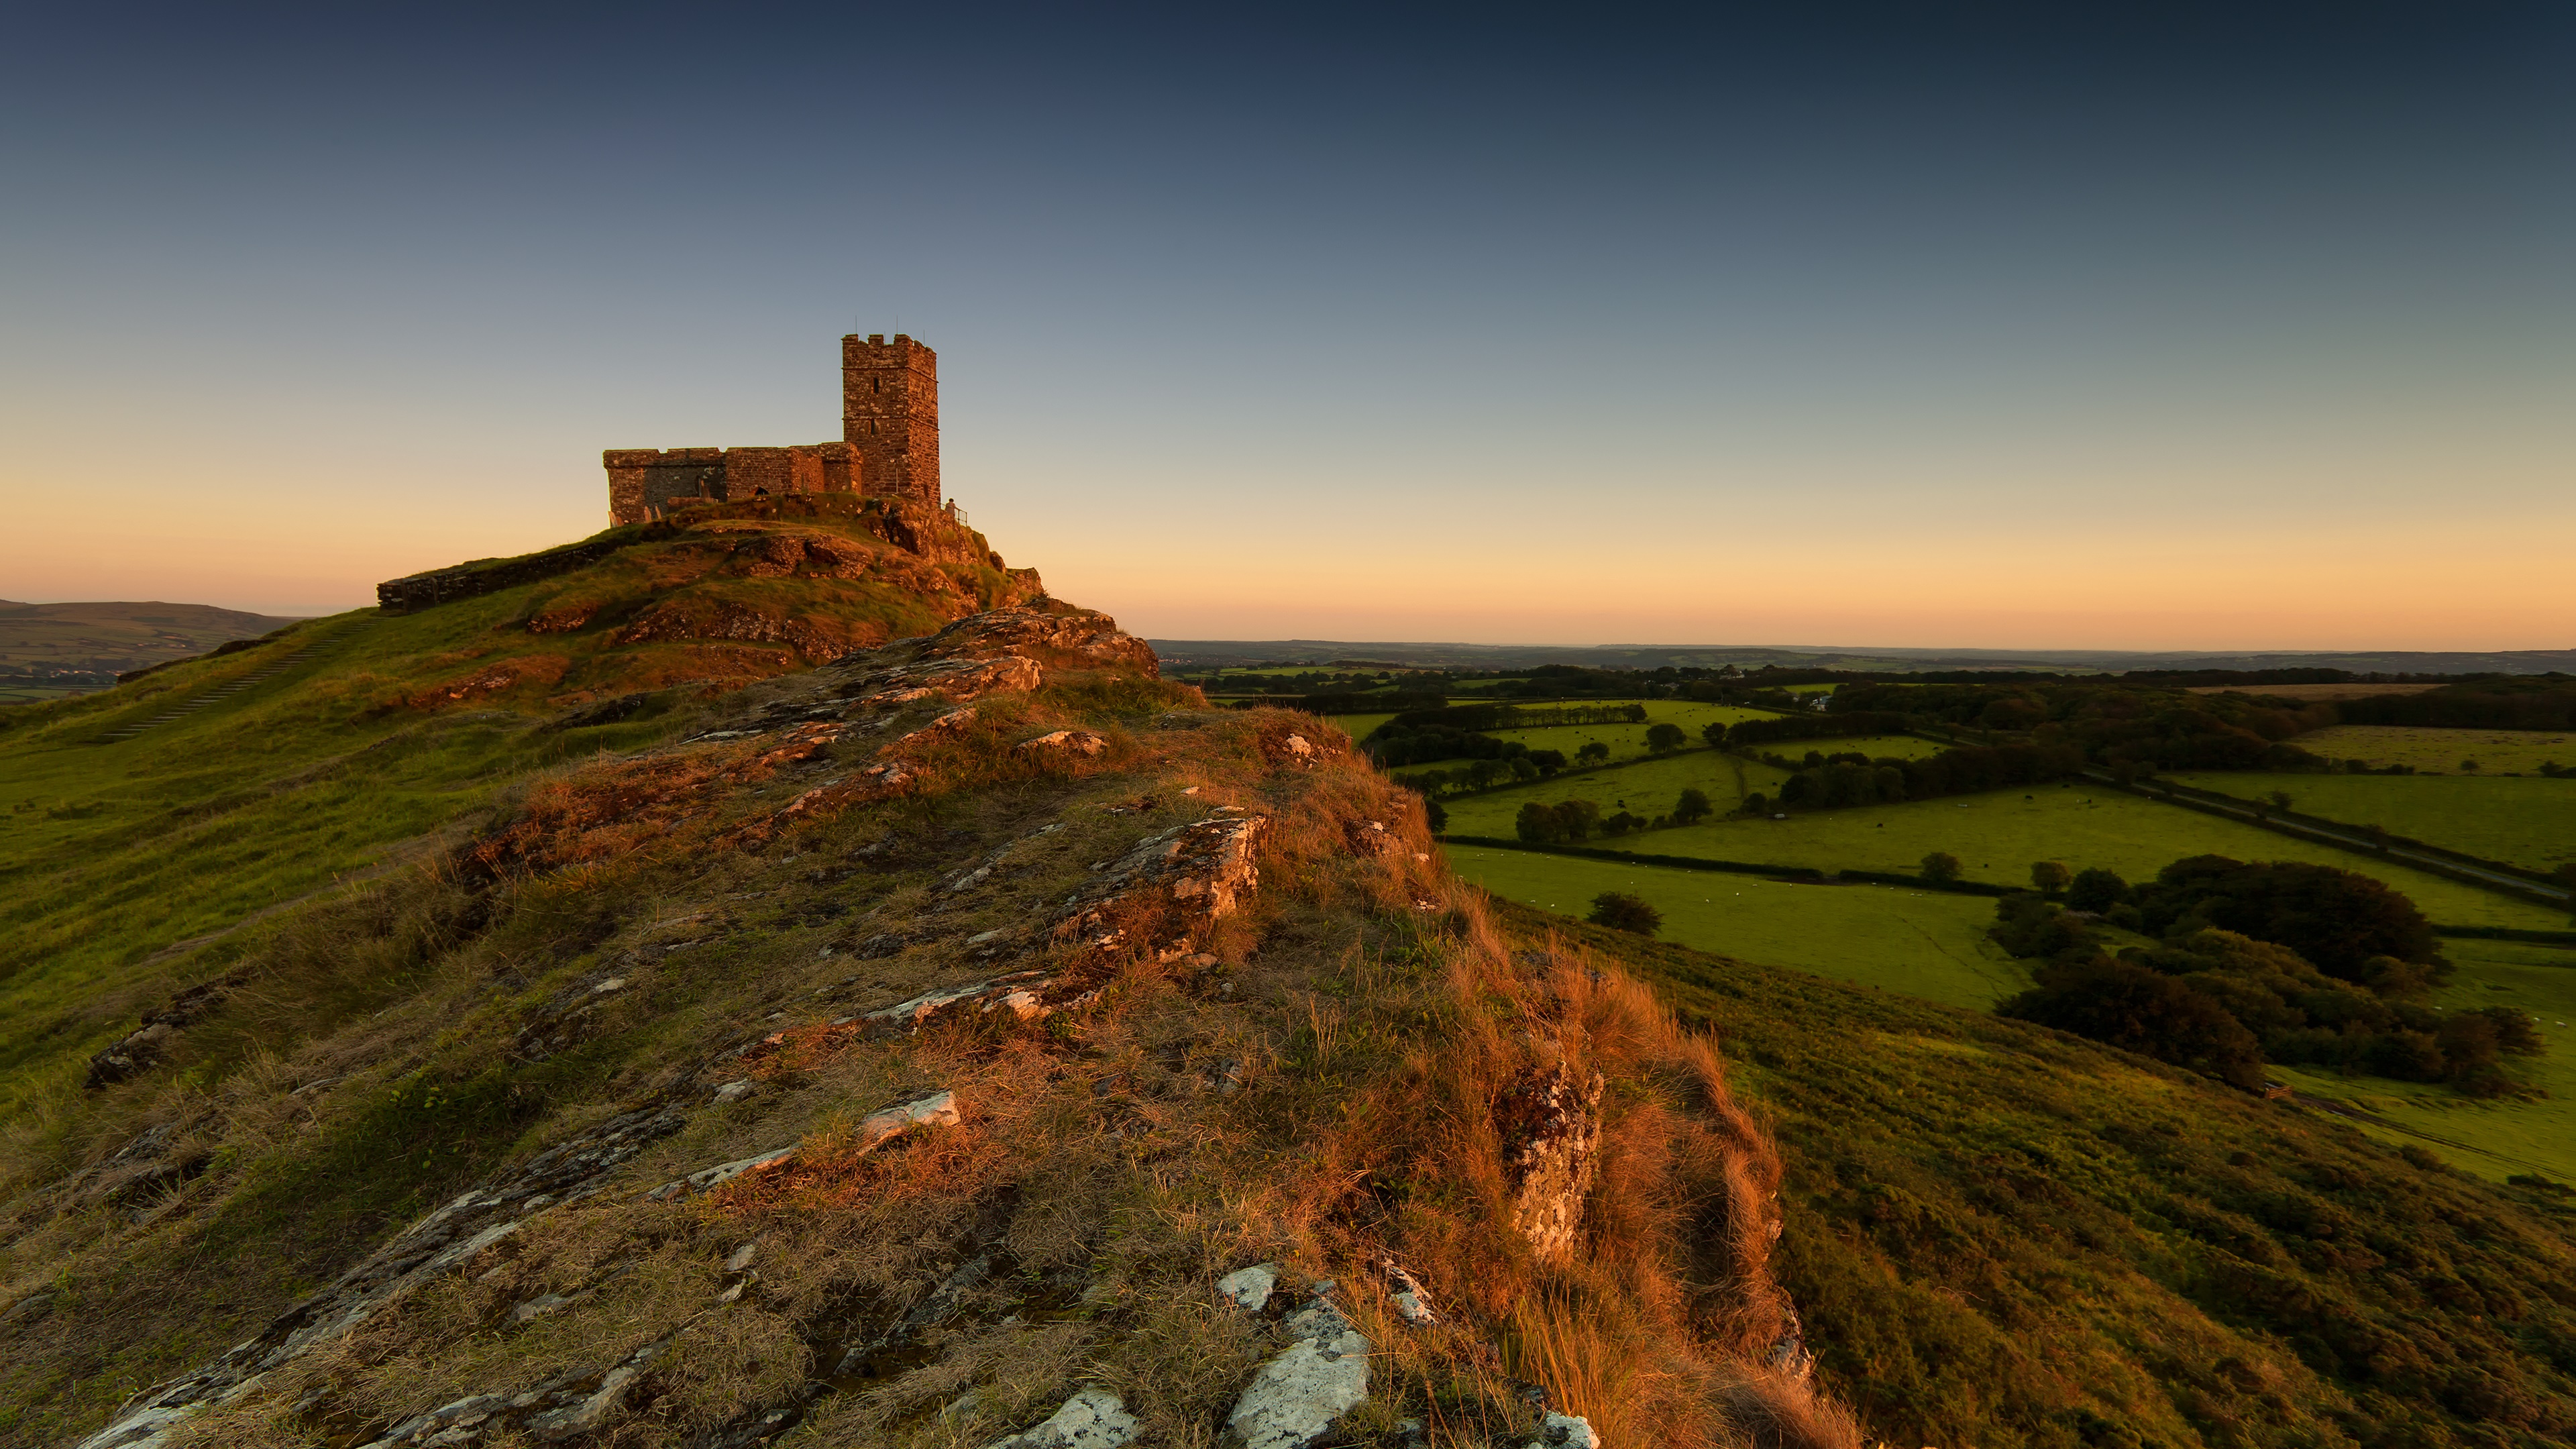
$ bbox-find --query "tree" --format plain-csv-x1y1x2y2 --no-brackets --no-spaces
1674,787,1714,825
1998,958,2265,1090
1513,802,1562,844
1743,792,1768,815
1601,810,1647,837
1554,799,1601,841
1921,851,1962,883
1421,796,1447,834
2460,759,2481,773
1588,892,1662,936
1701,721,1729,749
2031,861,2073,898
1645,722,1687,755
1577,741,1611,766
2137,857,2442,981
2267,790,2295,812
2066,867,2129,914
1527,749,1568,777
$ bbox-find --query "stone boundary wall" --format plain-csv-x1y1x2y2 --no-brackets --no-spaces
376,527,674,616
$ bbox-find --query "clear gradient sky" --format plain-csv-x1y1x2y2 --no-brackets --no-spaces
3,4,2570,649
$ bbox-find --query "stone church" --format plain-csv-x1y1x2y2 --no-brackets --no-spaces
604,333,943,525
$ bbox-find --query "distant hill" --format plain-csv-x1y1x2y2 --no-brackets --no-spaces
0,600,306,703
1149,637,2576,676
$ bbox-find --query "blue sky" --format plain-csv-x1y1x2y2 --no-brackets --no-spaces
3,3,2569,647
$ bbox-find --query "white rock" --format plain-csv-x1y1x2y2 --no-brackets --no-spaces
983,1387,1140,1448
1226,1301,1370,1449
1527,1411,1599,1448
725,1242,758,1273
1216,1262,1278,1312
711,1079,753,1104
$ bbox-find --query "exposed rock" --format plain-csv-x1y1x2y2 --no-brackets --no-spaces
85,979,235,1089
983,1388,1140,1449
1226,1293,1371,1449
645,1089,955,1201
1527,1411,1601,1448
1495,1063,1605,1262
1216,1262,1279,1313
1053,813,1266,964
1016,729,1107,759
75,1099,692,1448
1377,1258,1437,1326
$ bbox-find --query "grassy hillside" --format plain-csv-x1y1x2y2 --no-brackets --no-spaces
0,497,1040,1114
0,540,1848,1448
1513,902,2576,1449
0,600,304,703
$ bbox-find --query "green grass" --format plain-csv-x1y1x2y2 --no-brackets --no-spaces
1460,820,2576,1182
1743,733,1949,761
2264,937,2576,1183
1462,780,2566,930
1483,701,1782,764
1520,901,2576,1448
2168,771,2576,875
2298,722,2576,773
0,607,702,1108
1322,711,1400,745
1448,845,2030,1009
1442,749,1794,827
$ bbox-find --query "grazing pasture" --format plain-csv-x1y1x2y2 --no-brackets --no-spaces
2297,722,2576,773
1484,700,1780,764
1449,845,2029,1008
2269,936,2576,1183
1442,751,1796,826
1321,711,1399,745
1460,780,2566,929
1745,733,1949,761
2168,771,2576,875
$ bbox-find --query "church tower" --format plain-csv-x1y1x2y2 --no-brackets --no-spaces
843,333,940,508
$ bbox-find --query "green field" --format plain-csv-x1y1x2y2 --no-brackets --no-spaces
2267,936,2576,1182
1459,839,2576,1181
2169,770,2576,875
2298,723,2576,773
1444,749,1794,825
1454,778,2566,929
1485,700,1782,764
1741,733,1948,762
1450,845,2030,1008
1322,710,1400,745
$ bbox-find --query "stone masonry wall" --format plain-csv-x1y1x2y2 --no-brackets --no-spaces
604,443,864,527
842,333,940,509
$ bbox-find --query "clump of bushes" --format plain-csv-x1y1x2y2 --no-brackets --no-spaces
1587,892,1662,935
1993,856,2543,1095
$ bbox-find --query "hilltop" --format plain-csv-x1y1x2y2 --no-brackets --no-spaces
2,508,2571,1449
0,602,307,704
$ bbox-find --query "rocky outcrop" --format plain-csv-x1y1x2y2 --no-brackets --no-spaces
1226,1289,1372,1449
1495,1063,1606,1262
85,979,238,1089
983,1389,1140,1449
